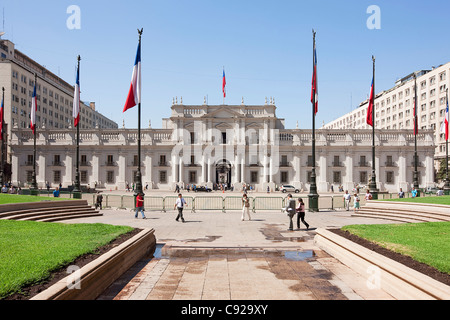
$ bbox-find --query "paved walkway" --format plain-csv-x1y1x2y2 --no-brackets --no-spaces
64,207,397,300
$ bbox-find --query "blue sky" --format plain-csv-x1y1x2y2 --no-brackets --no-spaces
1,0,449,129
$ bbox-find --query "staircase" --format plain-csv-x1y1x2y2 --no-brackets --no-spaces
352,201,450,223
0,200,102,223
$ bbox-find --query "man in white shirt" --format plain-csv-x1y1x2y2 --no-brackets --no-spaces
174,193,187,223
343,190,351,211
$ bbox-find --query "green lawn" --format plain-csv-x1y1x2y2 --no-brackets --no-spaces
0,194,68,204
380,195,450,205
0,220,133,299
342,222,450,274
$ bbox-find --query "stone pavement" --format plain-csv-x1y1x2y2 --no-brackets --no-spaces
64,207,397,300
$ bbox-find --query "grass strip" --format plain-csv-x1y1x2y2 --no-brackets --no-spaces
342,222,450,274
0,220,133,299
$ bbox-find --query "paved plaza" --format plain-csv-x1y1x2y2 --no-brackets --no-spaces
63,191,398,301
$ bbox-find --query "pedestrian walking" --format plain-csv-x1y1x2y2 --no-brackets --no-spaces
296,198,310,230
135,192,146,219
95,192,103,210
398,188,405,198
353,193,361,213
241,194,251,221
364,189,373,201
174,193,187,223
284,194,296,231
343,190,351,211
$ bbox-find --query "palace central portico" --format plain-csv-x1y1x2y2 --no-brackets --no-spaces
11,100,435,193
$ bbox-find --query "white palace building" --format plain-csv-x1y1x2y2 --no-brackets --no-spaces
10,101,436,193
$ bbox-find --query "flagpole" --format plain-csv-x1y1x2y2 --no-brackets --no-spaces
135,28,144,197
444,89,450,192
308,29,319,212
31,74,39,196
368,56,378,199
0,87,4,187
73,55,82,199
413,73,420,193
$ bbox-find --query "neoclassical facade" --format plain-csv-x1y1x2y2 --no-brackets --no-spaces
10,102,436,193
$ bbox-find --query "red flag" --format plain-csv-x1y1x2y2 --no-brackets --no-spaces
222,69,226,98
366,79,374,127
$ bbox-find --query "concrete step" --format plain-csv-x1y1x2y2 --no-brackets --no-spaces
352,211,435,224
14,209,101,222
357,208,449,223
365,201,450,218
0,206,94,220
38,212,103,223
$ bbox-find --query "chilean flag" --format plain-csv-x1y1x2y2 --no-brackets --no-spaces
73,63,80,127
222,69,226,98
123,41,142,112
0,92,4,141
366,79,374,127
311,45,318,115
441,97,449,141
30,83,37,135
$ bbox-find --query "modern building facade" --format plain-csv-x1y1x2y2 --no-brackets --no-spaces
10,101,435,193
0,39,118,135
323,62,450,163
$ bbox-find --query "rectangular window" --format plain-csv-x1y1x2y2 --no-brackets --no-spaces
159,171,167,184
251,171,258,183
281,171,288,184
107,155,114,166
107,171,115,183
53,171,61,183
359,171,368,184
333,171,341,184
386,171,394,184
189,171,197,184
81,171,88,184
26,171,33,183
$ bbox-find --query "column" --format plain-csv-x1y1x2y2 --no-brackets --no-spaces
179,157,183,185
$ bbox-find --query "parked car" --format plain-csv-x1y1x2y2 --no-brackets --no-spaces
280,185,300,193
195,186,212,192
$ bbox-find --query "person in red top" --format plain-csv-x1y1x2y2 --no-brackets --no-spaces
135,192,146,219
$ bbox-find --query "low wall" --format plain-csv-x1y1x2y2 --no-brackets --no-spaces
31,228,156,300
314,228,450,300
